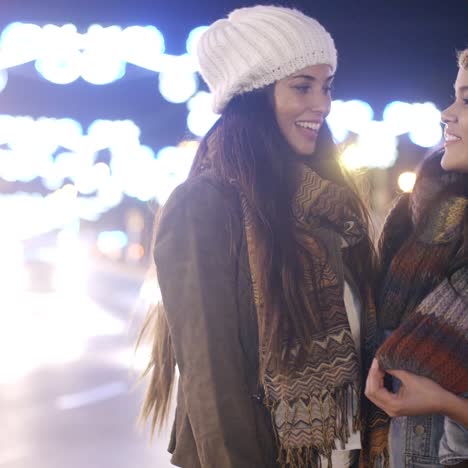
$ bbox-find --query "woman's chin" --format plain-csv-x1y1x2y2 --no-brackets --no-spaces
292,145,316,158
441,151,468,173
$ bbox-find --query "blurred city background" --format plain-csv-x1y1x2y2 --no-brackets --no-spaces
0,0,466,467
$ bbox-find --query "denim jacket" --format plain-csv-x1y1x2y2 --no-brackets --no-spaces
386,345,468,468
439,395,468,466
389,411,445,468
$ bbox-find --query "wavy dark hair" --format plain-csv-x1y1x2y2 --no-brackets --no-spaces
138,86,377,434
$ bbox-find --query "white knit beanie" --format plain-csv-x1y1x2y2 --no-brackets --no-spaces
197,5,337,114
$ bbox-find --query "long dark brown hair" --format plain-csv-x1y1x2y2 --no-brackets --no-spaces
138,86,377,434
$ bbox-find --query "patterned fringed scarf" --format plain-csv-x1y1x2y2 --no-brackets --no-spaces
377,162,468,395
237,163,386,467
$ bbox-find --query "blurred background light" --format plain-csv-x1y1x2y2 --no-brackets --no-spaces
408,102,442,148
186,26,209,56
383,101,413,136
159,70,198,103
97,230,128,256
340,121,398,170
127,243,145,261
0,148,19,182
0,69,8,92
0,114,14,144
327,100,349,143
95,178,124,210
342,99,374,135
157,53,199,103
35,49,82,84
54,118,84,150
0,231,27,297
0,22,43,69
121,25,165,71
153,145,197,204
81,25,126,85
53,228,89,293
74,166,99,195
120,145,159,202
35,24,83,84
0,104,442,206
53,151,79,180
187,91,220,136
357,121,398,169
340,144,363,171
398,171,417,192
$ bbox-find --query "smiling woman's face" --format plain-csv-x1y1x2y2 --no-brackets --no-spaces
273,64,334,157
441,64,468,172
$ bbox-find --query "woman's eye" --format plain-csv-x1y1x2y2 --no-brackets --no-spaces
454,94,468,105
293,85,310,93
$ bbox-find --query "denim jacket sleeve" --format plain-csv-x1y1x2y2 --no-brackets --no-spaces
439,393,468,465
154,176,267,468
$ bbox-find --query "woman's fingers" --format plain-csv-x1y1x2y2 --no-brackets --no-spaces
367,366,449,416
365,359,383,394
365,359,399,415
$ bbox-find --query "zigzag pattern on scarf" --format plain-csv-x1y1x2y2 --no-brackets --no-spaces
300,235,338,290
264,329,360,400
236,163,375,467
294,169,363,245
272,384,360,448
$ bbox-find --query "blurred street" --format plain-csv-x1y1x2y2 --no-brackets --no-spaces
0,259,173,468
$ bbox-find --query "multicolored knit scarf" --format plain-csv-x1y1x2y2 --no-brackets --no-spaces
238,163,385,467
378,265,468,394
377,156,468,394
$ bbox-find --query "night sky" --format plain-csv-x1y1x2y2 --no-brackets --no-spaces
1,0,467,154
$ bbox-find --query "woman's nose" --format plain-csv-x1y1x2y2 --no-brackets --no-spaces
308,90,331,115
441,103,456,125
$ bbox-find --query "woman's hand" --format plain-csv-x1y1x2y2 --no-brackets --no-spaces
364,358,447,417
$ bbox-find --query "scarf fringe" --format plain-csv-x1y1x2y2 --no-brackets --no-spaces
359,412,391,468
361,446,390,468
278,446,323,468
280,447,391,468
265,383,361,468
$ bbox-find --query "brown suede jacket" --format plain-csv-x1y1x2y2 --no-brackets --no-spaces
154,173,279,468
